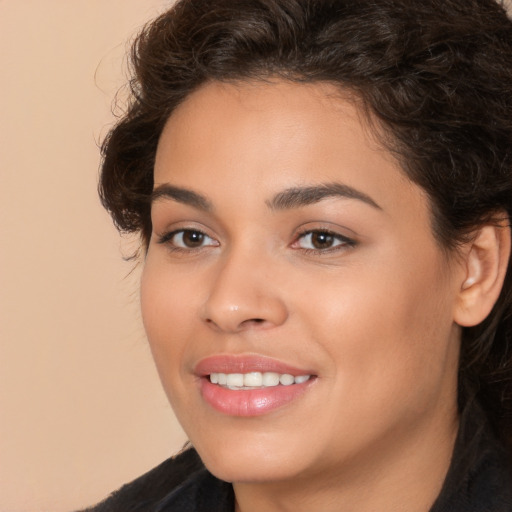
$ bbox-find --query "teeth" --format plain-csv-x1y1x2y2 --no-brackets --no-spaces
226,373,244,387
279,374,294,386
209,372,311,389
244,372,262,387
262,372,280,386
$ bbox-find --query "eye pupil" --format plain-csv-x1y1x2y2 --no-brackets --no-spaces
311,232,334,249
183,230,204,247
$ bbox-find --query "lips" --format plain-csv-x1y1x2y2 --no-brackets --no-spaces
195,354,315,376
195,354,316,417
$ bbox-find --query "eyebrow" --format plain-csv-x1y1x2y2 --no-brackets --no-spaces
151,184,213,212
150,181,381,213
267,183,381,211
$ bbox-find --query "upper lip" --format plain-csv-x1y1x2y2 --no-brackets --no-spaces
194,354,315,377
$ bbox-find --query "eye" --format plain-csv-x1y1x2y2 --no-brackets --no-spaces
157,229,218,250
293,230,355,252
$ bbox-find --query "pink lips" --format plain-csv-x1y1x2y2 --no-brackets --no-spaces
195,354,315,417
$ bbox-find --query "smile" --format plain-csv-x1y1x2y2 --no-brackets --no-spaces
195,354,316,416
209,372,312,389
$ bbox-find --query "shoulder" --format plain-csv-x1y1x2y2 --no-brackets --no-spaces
77,448,216,512
431,398,512,512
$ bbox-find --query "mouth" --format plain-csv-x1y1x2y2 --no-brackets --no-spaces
195,355,317,416
209,371,312,390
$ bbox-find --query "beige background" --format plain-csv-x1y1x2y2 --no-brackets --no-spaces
0,2,187,511
1,1,511,512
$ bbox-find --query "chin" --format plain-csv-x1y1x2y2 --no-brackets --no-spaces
191,429,311,483
201,455,304,484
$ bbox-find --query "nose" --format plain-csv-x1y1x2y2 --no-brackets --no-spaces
201,248,288,333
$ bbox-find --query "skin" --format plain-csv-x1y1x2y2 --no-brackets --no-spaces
141,80,469,512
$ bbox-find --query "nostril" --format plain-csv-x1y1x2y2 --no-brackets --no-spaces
238,318,268,329
204,317,264,329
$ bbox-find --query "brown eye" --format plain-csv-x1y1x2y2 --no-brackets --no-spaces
180,230,205,248
310,232,335,249
295,230,354,252
159,229,218,249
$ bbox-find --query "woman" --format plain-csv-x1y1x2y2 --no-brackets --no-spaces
83,0,512,510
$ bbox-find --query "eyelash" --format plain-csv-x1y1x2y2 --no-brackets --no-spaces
157,229,218,253
156,228,356,254
292,228,356,254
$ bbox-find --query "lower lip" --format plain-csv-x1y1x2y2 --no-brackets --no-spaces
199,377,314,417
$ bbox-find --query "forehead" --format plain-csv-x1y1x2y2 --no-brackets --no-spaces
154,79,428,222
157,80,377,161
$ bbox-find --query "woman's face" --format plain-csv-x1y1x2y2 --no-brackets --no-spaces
142,80,463,484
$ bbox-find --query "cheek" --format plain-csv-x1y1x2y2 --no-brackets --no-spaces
140,261,196,380
296,250,457,404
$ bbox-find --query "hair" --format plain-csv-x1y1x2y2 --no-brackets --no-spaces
99,0,512,453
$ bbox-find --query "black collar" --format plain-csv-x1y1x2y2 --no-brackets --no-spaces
430,397,512,512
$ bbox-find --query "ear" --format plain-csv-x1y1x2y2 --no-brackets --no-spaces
454,219,511,327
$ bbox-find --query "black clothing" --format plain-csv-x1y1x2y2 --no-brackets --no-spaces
429,398,512,512
80,399,512,512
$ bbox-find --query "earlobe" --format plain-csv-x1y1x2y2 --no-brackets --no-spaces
454,219,511,327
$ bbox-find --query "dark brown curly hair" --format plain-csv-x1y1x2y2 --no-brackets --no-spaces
99,0,512,454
